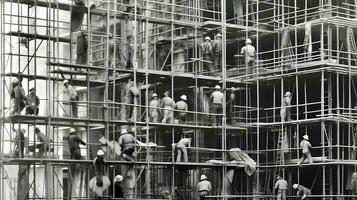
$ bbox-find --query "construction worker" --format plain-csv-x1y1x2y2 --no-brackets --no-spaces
118,129,136,161
11,80,26,115
274,176,288,200
210,85,223,126
227,87,236,124
34,127,52,157
14,128,26,158
68,128,86,160
113,175,124,198
212,33,222,71
149,93,160,123
240,38,256,74
108,33,115,68
176,95,188,124
125,7,136,69
93,150,106,187
25,87,40,115
63,80,78,118
161,91,176,124
293,184,311,199
351,172,357,197
298,134,313,166
174,137,191,162
123,80,139,122
201,36,214,74
280,91,292,122
76,30,88,65
197,174,212,200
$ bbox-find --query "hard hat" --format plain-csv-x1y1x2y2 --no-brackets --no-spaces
164,91,169,95
108,33,113,38
29,87,35,91
63,80,69,84
81,30,88,35
303,135,309,140
20,129,26,134
204,36,211,41
230,87,235,91
152,93,158,98
114,175,123,182
121,129,128,135
12,78,19,84
285,91,291,97
69,128,76,134
97,149,105,156
246,38,252,44
180,95,187,101
215,33,222,38
276,176,281,180
200,175,208,180
215,85,221,90
293,184,298,189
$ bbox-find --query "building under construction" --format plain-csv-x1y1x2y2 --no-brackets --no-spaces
1,0,357,199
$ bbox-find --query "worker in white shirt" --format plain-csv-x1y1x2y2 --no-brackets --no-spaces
210,85,223,126
197,174,212,200
240,38,256,74
173,137,191,162
63,80,78,117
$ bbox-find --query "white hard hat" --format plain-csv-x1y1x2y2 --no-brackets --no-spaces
285,91,291,97
12,78,19,84
200,174,208,180
69,128,76,133
63,80,69,84
246,38,252,44
215,33,222,38
303,135,309,140
180,95,187,101
152,93,158,98
204,36,211,41
293,184,298,189
230,87,235,91
121,129,128,134
114,175,123,182
215,85,221,90
108,33,113,38
20,129,26,134
97,149,105,156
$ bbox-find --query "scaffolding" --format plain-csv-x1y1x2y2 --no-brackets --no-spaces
1,0,357,199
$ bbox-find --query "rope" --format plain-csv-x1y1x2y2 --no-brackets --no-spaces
310,166,321,190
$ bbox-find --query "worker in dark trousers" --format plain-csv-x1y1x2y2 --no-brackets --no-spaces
123,80,139,122
227,87,236,124
113,175,124,198
11,80,26,115
212,33,222,71
118,129,136,161
197,174,212,200
210,85,223,126
298,134,313,166
94,150,105,187
14,128,26,158
176,95,188,124
201,36,214,74
293,184,311,199
68,128,86,160
25,87,40,115
76,30,88,65
274,176,288,200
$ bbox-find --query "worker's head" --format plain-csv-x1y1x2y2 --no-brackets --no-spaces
121,129,128,135
285,91,291,97
34,127,41,134
12,78,19,85
246,38,252,44
63,80,69,87
204,36,211,41
200,174,208,181
180,95,187,101
97,149,105,157
152,93,158,99
81,30,88,37
276,176,281,180
230,87,235,92
69,128,76,134
108,33,113,38
293,184,298,190
127,80,134,87
20,129,26,134
114,174,123,183
303,134,309,140
164,91,169,97
353,172,357,178
215,33,222,39
215,85,221,90
29,87,36,95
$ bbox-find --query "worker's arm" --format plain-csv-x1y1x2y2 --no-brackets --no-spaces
36,96,40,106
240,47,245,55
77,137,86,146
208,182,212,192
131,87,140,97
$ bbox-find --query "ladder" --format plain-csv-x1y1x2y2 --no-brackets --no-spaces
276,126,289,165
